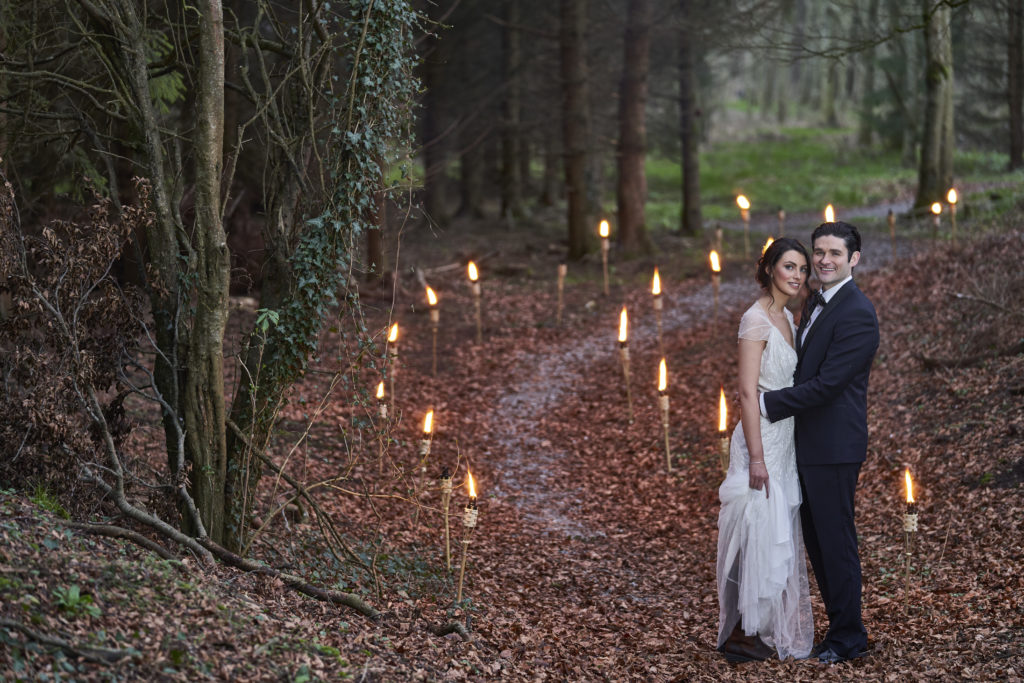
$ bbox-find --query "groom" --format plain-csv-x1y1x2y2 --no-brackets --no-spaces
761,221,879,664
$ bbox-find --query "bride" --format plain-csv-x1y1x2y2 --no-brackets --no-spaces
716,237,814,662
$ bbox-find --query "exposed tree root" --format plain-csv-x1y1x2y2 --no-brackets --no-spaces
0,617,140,663
197,538,381,621
58,520,178,562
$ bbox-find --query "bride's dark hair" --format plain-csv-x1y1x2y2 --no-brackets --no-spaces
755,237,809,292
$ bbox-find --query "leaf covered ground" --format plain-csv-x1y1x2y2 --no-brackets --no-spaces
2,220,1022,681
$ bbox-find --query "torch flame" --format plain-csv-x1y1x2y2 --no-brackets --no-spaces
947,188,958,205
651,267,661,296
931,202,942,216
824,204,835,223
467,470,476,498
736,194,750,210
426,286,438,306
376,381,385,400
423,409,433,435
599,219,610,238
388,322,399,342
467,261,479,282
762,237,774,255
658,358,667,392
905,468,915,504
718,386,728,432
710,250,721,273
618,306,628,343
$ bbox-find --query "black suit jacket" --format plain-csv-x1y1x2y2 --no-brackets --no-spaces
763,280,879,466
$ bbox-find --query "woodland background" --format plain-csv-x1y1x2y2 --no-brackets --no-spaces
0,0,1022,680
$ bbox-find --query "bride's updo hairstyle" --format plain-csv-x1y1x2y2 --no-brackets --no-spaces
755,237,809,292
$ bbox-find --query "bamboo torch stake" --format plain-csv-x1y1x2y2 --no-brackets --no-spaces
556,263,567,325
417,409,434,501
426,286,439,376
599,220,610,296
456,472,479,605
618,306,634,423
468,261,482,344
440,467,452,571
710,250,722,323
652,267,663,356
778,208,786,237
737,195,751,259
387,322,399,415
658,359,671,472
718,386,730,472
888,209,895,253
930,202,941,242
376,381,387,476
904,468,918,616
948,188,958,244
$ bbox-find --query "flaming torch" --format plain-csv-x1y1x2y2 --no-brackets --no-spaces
618,306,634,423
652,267,664,353
599,220,611,296
904,468,919,614
930,202,942,241
387,322,399,413
947,188,958,242
718,386,730,472
710,250,722,321
440,466,453,570
658,358,671,472
557,263,567,325
778,208,786,237
736,194,751,258
824,204,835,223
426,286,439,376
468,261,483,344
762,237,774,255
456,470,480,604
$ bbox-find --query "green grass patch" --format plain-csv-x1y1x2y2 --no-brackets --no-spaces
643,126,1024,230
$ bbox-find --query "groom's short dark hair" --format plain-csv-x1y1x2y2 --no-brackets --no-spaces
812,221,861,260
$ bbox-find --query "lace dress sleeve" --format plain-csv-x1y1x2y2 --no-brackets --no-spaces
738,306,772,342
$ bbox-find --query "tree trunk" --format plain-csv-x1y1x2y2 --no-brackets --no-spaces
186,0,229,543
457,138,486,218
366,183,387,283
501,0,523,221
678,13,702,237
541,126,559,207
421,6,449,226
560,0,591,260
857,0,880,146
1009,0,1024,170
616,0,652,255
914,0,954,209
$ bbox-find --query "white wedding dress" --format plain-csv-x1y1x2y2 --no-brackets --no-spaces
716,302,813,660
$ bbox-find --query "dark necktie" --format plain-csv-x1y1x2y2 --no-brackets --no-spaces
811,289,827,311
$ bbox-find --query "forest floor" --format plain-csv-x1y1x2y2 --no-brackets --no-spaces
2,206,1023,681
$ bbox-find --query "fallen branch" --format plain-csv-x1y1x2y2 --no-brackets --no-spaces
58,520,179,562
915,340,1024,370
0,617,140,663
196,538,381,621
954,292,1024,317
427,621,473,642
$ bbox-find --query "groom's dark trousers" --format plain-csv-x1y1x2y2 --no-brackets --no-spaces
764,279,879,659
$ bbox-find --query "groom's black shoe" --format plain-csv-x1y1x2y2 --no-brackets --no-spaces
718,631,775,663
817,645,870,664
